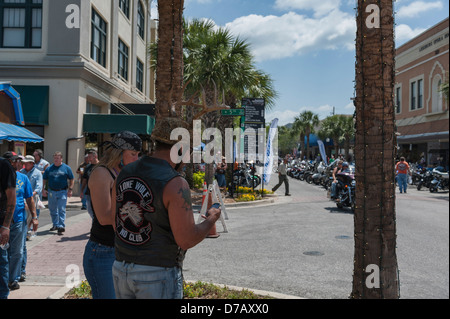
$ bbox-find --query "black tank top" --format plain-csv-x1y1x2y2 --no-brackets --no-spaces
88,166,116,247
114,156,185,268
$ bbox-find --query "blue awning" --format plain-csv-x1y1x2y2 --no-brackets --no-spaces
0,122,44,143
0,82,25,126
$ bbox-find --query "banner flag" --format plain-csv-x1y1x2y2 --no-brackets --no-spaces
317,139,327,165
263,118,279,185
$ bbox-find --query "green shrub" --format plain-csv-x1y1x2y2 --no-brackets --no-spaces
193,171,205,189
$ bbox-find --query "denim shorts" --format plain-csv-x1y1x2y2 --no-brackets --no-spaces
112,260,183,299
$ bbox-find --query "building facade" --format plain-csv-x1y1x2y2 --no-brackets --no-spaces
395,18,449,168
0,0,155,191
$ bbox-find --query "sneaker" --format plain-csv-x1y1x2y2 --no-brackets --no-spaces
8,281,20,290
285,194,291,196
50,226,58,231
57,227,65,235
19,273,26,282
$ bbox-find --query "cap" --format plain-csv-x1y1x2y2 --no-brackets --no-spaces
21,155,36,163
110,131,142,152
151,117,192,146
2,151,19,161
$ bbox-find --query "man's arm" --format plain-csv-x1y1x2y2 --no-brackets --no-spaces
0,187,16,245
25,196,39,232
164,177,220,251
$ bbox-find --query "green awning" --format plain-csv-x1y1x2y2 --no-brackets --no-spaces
83,114,155,135
13,85,49,125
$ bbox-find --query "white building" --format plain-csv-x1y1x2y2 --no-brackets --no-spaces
0,0,156,191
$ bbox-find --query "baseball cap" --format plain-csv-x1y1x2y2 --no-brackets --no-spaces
2,151,19,161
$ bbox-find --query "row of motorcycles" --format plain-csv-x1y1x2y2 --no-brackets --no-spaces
412,165,449,192
287,160,356,212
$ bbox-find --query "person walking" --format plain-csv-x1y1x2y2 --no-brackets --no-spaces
112,118,221,299
272,158,291,196
0,153,17,299
82,131,142,299
43,152,74,235
20,155,43,240
33,149,49,174
396,157,411,194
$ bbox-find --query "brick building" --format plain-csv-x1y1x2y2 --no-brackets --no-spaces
395,18,449,168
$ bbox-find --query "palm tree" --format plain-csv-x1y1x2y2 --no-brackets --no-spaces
183,19,278,185
291,116,307,158
338,115,355,161
155,0,185,119
318,115,343,158
294,111,319,160
352,0,399,299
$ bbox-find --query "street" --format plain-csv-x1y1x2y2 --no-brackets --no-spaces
183,176,449,299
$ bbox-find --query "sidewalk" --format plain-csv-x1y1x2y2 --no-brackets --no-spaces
8,196,89,299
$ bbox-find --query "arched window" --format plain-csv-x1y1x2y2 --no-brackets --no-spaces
432,74,443,113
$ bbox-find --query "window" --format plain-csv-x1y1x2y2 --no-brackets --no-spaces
136,58,143,92
432,75,443,113
86,101,102,114
395,86,401,114
410,77,424,110
118,38,129,81
119,0,129,18
91,8,107,67
0,0,43,48
137,1,145,39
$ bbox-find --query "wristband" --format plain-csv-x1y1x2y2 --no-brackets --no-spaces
32,217,38,220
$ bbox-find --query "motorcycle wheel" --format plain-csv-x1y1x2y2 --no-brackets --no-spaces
429,186,437,193
417,183,422,191
306,175,313,184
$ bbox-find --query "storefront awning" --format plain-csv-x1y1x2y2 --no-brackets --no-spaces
0,122,45,143
83,114,155,135
13,85,49,125
397,131,449,143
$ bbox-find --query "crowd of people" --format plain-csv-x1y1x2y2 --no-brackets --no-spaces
0,119,222,300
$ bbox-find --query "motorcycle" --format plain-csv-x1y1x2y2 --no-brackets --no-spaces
311,162,327,185
429,169,449,193
416,170,434,191
232,164,262,189
334,170,356,212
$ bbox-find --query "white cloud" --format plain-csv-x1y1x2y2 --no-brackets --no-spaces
395,24,427,45
224,10,356,62
275,0,342,17
396,1,443,18
267,105,338,126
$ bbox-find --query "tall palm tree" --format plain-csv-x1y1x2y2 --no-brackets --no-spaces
295,111,319,160
352,0,399,299
338,115,355,161
183,19,278,184
291,116,307,158
155,0,184,119
318,115,343,158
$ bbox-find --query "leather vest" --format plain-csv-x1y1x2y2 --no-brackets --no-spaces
114,156,186,268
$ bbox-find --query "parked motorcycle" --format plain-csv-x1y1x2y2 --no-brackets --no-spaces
417,170,434,191
232,164,262,189
429,169,449,193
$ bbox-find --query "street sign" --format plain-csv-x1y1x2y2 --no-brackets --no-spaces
221,109,245,116
242,98,265,123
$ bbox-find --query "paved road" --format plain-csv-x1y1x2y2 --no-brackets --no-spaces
183,177,449,299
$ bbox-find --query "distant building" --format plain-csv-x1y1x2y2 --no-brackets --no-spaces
395,18,449,168
0,0,156,191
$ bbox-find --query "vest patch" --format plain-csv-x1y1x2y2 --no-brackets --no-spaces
116,177,155,245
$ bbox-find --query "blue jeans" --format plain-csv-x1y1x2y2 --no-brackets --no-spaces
83,240,116,299
397,173,408,193
48,190,67,228
0,246,9,299
216,174,226,187
8,221,25,284
112,261,183,299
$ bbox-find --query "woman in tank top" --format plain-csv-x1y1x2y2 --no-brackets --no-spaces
82,131,142,299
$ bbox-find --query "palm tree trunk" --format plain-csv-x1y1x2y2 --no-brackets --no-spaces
155,0,184,119
352,0,399,299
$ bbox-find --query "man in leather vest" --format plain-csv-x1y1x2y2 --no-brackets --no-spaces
112,118,221,299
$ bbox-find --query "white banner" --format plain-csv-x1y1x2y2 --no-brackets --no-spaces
263,118,279,185
317,139,327,165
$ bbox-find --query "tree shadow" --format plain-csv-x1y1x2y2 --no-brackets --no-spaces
324,206,354,215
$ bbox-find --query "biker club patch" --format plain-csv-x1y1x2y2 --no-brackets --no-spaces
116,177,155,246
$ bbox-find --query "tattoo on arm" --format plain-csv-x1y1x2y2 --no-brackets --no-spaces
178,187,192,212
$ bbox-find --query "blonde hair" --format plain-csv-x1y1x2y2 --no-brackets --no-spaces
97,147,123,170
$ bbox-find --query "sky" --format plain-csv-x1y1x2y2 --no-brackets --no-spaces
152,0,449,126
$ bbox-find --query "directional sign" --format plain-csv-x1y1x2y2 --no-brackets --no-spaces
221,109,245,116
